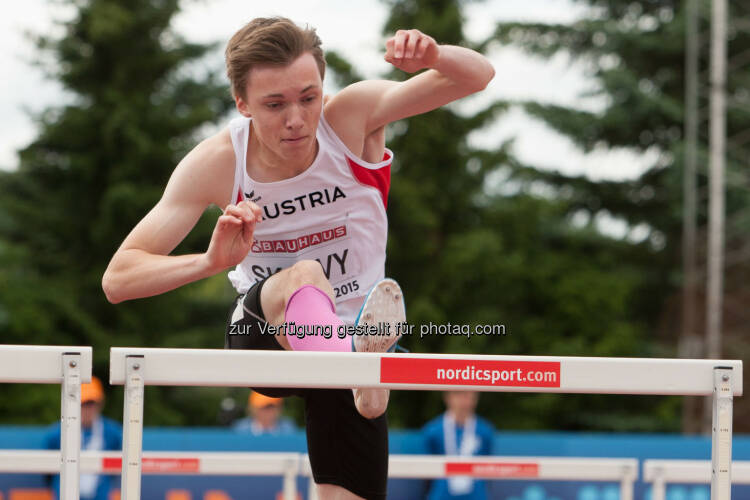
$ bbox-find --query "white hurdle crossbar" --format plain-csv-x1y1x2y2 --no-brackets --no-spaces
0,450,299,498
109,349,743,500
301,455,638,500
0,344,92,500
644,460,750,500
0,450,635,500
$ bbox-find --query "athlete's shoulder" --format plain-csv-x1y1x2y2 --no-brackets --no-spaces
324,81,393,161
189,127,236,169
324,80,394,123
173,126,237,207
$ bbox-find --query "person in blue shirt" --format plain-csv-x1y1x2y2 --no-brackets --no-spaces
422,391,495,500
43,376,122,500
232,391,297,435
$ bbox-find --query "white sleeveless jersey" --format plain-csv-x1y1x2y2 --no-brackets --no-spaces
226,113,392,323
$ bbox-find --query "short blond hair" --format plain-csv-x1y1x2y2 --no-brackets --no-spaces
225,17,326,99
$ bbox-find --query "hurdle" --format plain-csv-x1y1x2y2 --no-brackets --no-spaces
644,460,750,500
0,345,92,500
109,349,743,500
301,455,638,500
0,450,300,499
0,450,635,500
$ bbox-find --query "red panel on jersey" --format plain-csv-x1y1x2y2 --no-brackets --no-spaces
346,152,392,208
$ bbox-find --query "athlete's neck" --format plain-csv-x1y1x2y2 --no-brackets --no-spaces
247,123,318,182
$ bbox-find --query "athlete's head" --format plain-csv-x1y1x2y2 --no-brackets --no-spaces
225,17,326,100
226,17,325,164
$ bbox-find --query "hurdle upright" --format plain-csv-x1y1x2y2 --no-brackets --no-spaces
110,349,743,500
0,344,92,500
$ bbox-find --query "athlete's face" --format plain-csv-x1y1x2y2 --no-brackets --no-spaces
235,52,323,163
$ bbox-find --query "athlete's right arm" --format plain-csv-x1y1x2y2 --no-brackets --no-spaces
102,131,261,304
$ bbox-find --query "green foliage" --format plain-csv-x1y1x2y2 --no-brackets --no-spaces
379,0,680,431
0,0,234,425
479,0,750,432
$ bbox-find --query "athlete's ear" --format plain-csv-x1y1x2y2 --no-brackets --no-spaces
235,94,251,118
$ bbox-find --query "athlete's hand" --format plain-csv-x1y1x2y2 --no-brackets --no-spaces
384,29,440,73
204,200,262,272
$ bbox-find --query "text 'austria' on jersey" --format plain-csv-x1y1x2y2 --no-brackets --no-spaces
250,186,346,221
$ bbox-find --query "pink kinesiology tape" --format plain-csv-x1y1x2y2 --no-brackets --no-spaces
283,285,350,352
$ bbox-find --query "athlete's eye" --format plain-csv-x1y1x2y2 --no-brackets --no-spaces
265,102,282,109
303,95,317,103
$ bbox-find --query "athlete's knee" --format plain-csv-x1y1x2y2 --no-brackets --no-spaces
260,261,333,327
287,260,330,290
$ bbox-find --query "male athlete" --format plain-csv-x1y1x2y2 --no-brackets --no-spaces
103,17,493,500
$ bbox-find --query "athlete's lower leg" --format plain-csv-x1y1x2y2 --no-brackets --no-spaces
260,260,350,351
284,284,349,351
316,483,366,500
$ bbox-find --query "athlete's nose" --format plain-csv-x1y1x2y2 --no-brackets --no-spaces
285,104,304,130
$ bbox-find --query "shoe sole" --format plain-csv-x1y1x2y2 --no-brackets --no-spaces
353,278,406,353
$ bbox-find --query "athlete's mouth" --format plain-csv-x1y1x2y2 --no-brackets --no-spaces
282,136,307,143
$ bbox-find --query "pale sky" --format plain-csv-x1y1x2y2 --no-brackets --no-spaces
0,0,657,184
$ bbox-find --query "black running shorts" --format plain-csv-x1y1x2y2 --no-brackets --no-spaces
225,278,389,500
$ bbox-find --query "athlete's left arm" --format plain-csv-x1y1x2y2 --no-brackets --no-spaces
325,30,494,137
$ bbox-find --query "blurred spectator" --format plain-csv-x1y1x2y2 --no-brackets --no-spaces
232,391,297,435
43,376,122,500
422,391,495,500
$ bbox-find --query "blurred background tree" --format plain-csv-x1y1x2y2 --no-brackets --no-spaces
0,0,235,424
381,0,676,431
483,0,750,432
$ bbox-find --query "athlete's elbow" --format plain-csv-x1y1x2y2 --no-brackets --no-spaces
102,267,128,304
102,273,120,304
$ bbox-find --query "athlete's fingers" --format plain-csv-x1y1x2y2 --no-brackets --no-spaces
393,30,408,59
225,204,257,224
404,30,420,59
238,200,262,222
384,46,396,65
385,37,397,64
234,202,258,245
223,205,249,223
415,35,431,60
217,214,242,229
241,209,257,238
241,219,254,246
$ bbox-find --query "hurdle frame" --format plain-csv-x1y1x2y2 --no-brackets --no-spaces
301,455,638,500
644,459,750,500
0,450,634,500
0,344,92,500
0,450,300,499
109,348,743,500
